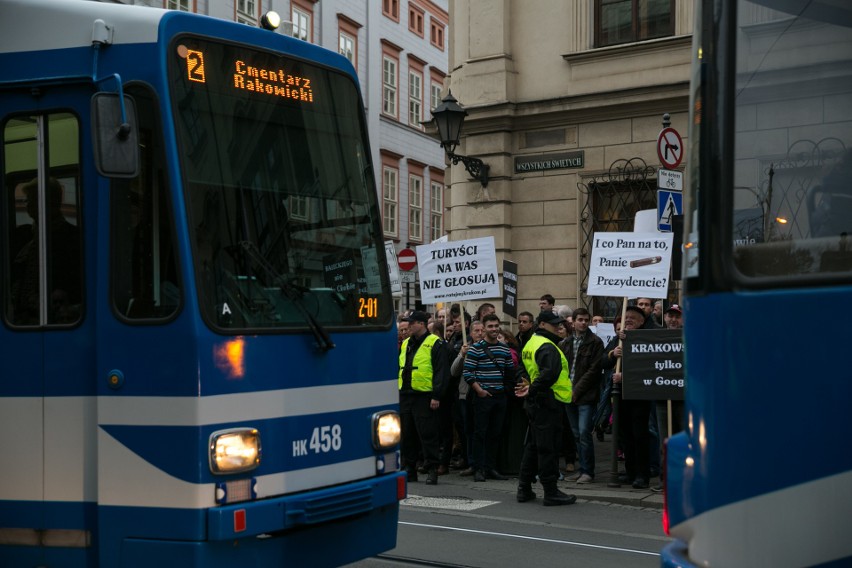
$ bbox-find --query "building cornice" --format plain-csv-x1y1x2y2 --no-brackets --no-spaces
457,82,691,136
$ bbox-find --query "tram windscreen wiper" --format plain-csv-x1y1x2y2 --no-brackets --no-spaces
234,240,335,352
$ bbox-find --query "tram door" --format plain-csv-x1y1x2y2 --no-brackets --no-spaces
1,89,95,553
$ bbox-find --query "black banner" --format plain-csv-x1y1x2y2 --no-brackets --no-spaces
502,259,518,318
621,329,684,401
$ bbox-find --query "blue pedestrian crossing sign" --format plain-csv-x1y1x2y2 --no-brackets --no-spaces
657,190,682,232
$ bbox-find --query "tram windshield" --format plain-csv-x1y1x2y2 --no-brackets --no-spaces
729,0,852,279
169,37,390,330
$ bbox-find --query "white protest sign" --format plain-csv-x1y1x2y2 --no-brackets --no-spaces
384,240,403,295
415,236,500,304
587,232,674,298
360,245,382,294
591,323,616,347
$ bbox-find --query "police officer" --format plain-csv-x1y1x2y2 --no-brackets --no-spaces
399,311,449,485
515,310,577,506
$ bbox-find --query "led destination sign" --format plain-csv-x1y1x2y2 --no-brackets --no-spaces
179,44,315,103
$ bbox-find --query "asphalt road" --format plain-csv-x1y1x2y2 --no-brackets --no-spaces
348,480,669,568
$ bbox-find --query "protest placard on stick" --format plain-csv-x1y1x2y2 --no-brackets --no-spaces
415,236,500,304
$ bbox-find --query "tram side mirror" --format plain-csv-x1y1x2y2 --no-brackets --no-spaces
92,92,139,178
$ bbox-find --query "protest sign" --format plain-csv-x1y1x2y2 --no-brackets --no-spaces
586,232,674,298
621,329,684,401
502,259,518,318
591,322,616,348
360,245,382,294
323,252,357,294
384,240,403,295
415,236,500,304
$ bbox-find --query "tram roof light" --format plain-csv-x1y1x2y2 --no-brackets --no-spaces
261,11,281,31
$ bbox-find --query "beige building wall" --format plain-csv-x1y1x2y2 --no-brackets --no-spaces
443,0,694,317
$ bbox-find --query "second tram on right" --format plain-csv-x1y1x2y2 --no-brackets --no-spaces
663,0,852,566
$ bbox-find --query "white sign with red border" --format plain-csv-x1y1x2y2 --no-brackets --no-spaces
657,127,683,169
398,247,417,271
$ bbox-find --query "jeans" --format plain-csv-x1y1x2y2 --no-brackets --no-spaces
565,403,595,477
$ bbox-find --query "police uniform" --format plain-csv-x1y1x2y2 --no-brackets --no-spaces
398,311,449,484
516,311,577,506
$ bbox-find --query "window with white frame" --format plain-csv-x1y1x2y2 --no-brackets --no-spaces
290,195,309,221
409,71,422,128
166,0,190,11
236,0,256,25
430,83,442,113
430,181,443,242
382,57,397,118
339,32,355,65
292,6,311,42
409,175,423,242
383,167,398,237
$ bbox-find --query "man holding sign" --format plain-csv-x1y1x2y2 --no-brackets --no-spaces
603,305,653,489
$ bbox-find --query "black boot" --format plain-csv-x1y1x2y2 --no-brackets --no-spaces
425,468,438,485
543,485,577,506
406,468,418,483
516,483,536,503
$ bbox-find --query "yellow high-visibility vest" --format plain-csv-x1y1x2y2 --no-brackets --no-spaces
521,334,572,403
399,334,439,392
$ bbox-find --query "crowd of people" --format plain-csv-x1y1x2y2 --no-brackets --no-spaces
396,295,684,503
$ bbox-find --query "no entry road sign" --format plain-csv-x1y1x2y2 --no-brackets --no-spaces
398,248,417,271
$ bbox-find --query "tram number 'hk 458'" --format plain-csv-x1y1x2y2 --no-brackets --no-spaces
293,425,343,457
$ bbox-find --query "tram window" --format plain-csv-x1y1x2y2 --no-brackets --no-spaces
110,85,181,321
730,1,852,279
3,113,83,326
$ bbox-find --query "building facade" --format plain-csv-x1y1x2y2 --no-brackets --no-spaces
112,0,450,312
444,0,694,319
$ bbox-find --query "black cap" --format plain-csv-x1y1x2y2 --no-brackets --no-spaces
625,305,646,319
403,310,430,324
535,310,565,326
666,304,683,314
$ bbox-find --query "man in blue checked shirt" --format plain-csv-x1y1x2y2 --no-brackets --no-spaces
463,313,516,482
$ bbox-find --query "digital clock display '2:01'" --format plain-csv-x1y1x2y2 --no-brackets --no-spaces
358,297,378,319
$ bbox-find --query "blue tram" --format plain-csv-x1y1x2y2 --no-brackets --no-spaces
0,1,404,566
663,0,852,566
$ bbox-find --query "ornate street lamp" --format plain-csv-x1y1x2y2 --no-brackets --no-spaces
431,91,490,187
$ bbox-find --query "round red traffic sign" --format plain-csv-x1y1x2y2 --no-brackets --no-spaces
398,248,417,271
657,127,684,169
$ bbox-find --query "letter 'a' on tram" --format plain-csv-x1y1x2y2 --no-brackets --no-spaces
663,0,852,566
0,1,405,566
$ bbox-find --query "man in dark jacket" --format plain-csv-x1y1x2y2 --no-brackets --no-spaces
514,311,577,506
603,305,653,489
559,307,604,483
399,311,449,485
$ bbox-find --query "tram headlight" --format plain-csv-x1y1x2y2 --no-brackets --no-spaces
372,411,401,450
209,428,261,474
